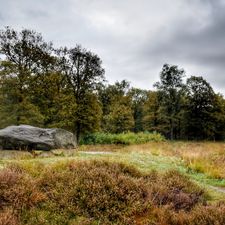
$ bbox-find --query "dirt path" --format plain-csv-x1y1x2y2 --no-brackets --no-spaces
209,186,225,193
79,151,113,155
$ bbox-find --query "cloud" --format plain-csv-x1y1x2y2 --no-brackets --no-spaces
0,0,224,94
136,0,225,93
0,12,4,22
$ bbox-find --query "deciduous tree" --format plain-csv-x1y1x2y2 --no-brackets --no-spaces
57,45,105,141
154,64,185,139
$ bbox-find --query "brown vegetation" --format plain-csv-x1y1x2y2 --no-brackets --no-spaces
0,160,224,224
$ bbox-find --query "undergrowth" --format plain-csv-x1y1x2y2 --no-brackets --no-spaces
80,132,165,145
0,160,224,224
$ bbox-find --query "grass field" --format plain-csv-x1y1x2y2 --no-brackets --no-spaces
1,141,225,224
1,142,225,197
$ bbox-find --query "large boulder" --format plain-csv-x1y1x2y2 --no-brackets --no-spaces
0,125,77,150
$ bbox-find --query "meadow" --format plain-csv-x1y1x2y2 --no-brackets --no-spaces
1,141,225,224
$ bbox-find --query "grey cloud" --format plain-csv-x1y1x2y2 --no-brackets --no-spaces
137,0,225,93
24,9,49,19
0,0,225,94
0,12,4,22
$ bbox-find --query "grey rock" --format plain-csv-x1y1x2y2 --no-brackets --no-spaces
0,125,77,150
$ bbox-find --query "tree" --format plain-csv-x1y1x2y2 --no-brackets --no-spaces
213,94,225,140
185,76,216,140
143,91,162,132
105,96,134,133
98,80,131,131
128,88,148,132
29,71,71,128
0,27,55,126
0,61,45,127
154,64,185,139
0,27,54,74
57,45,105,141
0,72,44,128
74,93,102,135
98,80,130,114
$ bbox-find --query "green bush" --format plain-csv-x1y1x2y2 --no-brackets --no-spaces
80,131,165,145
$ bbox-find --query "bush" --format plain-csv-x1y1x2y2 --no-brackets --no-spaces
38,161,149,224
147,203,225,225
149,170,206,211
0,168,45,212
0,209,20,225
80,131,165,145
0,160,224,225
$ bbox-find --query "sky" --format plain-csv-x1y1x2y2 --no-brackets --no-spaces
0,0,225,94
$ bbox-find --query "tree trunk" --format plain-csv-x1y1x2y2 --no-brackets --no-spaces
75,122,81,145
170,119,174,140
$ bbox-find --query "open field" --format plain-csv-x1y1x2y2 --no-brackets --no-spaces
1,141,225,224
1,142,225,190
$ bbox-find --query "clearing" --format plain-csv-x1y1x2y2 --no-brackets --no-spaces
1,141,225,201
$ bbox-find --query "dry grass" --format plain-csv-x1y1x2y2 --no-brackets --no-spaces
112,141,225,180
1,141,225,184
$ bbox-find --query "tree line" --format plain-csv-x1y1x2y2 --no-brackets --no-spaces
0,27,224,141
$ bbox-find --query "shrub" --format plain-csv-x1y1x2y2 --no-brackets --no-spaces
38,161,150,224
147,203,225,225
0,209,20,225
0,168,46,213
80,131,165,145
149,170,206,211
0,160,224,225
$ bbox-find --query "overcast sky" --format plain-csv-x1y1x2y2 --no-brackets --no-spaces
0,0,225,94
